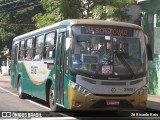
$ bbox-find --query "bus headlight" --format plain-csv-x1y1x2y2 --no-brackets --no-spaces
136,85,148,95
69,81,90,95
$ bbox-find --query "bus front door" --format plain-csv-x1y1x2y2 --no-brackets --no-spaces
56,31,66,105
11,44,18,88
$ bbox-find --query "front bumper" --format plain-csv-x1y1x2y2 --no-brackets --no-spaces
68,85,147,110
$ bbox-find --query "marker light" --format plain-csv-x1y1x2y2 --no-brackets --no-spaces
136,85,148,95
69,81,90,95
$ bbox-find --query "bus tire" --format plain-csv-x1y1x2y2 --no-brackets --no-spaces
48,84,58,111
18,78,26,99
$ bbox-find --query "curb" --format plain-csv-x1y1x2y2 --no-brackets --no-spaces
147,101,160,111
147,95,160,111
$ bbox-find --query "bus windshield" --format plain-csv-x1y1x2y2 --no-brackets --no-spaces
70,25,147,79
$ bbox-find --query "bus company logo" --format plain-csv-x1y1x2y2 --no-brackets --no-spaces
111,88,116,93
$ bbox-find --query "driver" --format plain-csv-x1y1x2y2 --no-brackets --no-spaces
99,41,112,65
99,41,112,55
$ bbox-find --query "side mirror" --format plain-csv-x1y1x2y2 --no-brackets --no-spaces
146,44,153,61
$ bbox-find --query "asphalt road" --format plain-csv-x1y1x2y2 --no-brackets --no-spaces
0,75,75,119
0,75,50,111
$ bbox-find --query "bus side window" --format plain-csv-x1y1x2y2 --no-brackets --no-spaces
44,32,56,59
18,41,21,60
34,35,44,60
19,40,25,60
25,38,33,60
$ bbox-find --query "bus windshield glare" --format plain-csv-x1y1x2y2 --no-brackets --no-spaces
70,25,147,79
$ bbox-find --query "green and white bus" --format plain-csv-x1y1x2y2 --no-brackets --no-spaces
11,19,152,111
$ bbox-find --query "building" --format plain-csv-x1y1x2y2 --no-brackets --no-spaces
137,0,160,95
125,4,142,25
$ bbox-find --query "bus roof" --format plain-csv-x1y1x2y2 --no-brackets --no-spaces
61,19,142,30
13,19,143,41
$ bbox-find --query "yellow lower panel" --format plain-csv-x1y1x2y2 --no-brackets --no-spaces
68,85,147,110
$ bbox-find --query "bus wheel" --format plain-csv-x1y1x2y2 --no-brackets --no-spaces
49,85,58,111
18,78,26,99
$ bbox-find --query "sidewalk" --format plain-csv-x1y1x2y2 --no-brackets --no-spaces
0,74,159,110
147,95,160,111
0,73,11,81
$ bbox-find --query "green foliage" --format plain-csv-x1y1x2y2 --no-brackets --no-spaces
92,0,134,21
0,13,15,52
32,0,64,28
0,0,135,55
61,0,80,19
0,0,44,54
33,0,82,28
33,0,135,28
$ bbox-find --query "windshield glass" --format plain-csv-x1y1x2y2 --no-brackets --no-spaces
70,25,147,78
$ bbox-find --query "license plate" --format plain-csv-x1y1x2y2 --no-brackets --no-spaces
106,100,120,105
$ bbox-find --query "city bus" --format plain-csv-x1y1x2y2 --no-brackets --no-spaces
10,19,152,111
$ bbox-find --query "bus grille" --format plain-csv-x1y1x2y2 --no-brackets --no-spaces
130,79,143,85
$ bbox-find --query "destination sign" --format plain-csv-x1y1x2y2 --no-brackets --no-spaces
81,26,134,36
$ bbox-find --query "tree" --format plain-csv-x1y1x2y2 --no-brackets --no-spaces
92,0,134,21
33,0,135,28
0,0,44,54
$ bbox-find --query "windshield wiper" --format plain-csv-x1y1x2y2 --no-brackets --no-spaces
114,52,136,78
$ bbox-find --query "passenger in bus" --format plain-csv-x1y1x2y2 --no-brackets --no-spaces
25,50,33,60
46,45,55,59
34,54,42,60
99,41,112,56
114,42,129,58
98,41,113,65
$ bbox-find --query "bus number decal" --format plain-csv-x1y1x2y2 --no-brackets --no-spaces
124,87,136,92
31,66,38,74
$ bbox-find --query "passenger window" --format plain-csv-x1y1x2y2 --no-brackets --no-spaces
19,40,25,60
34,35,44,60
44,32,56,59
25,38,33,60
